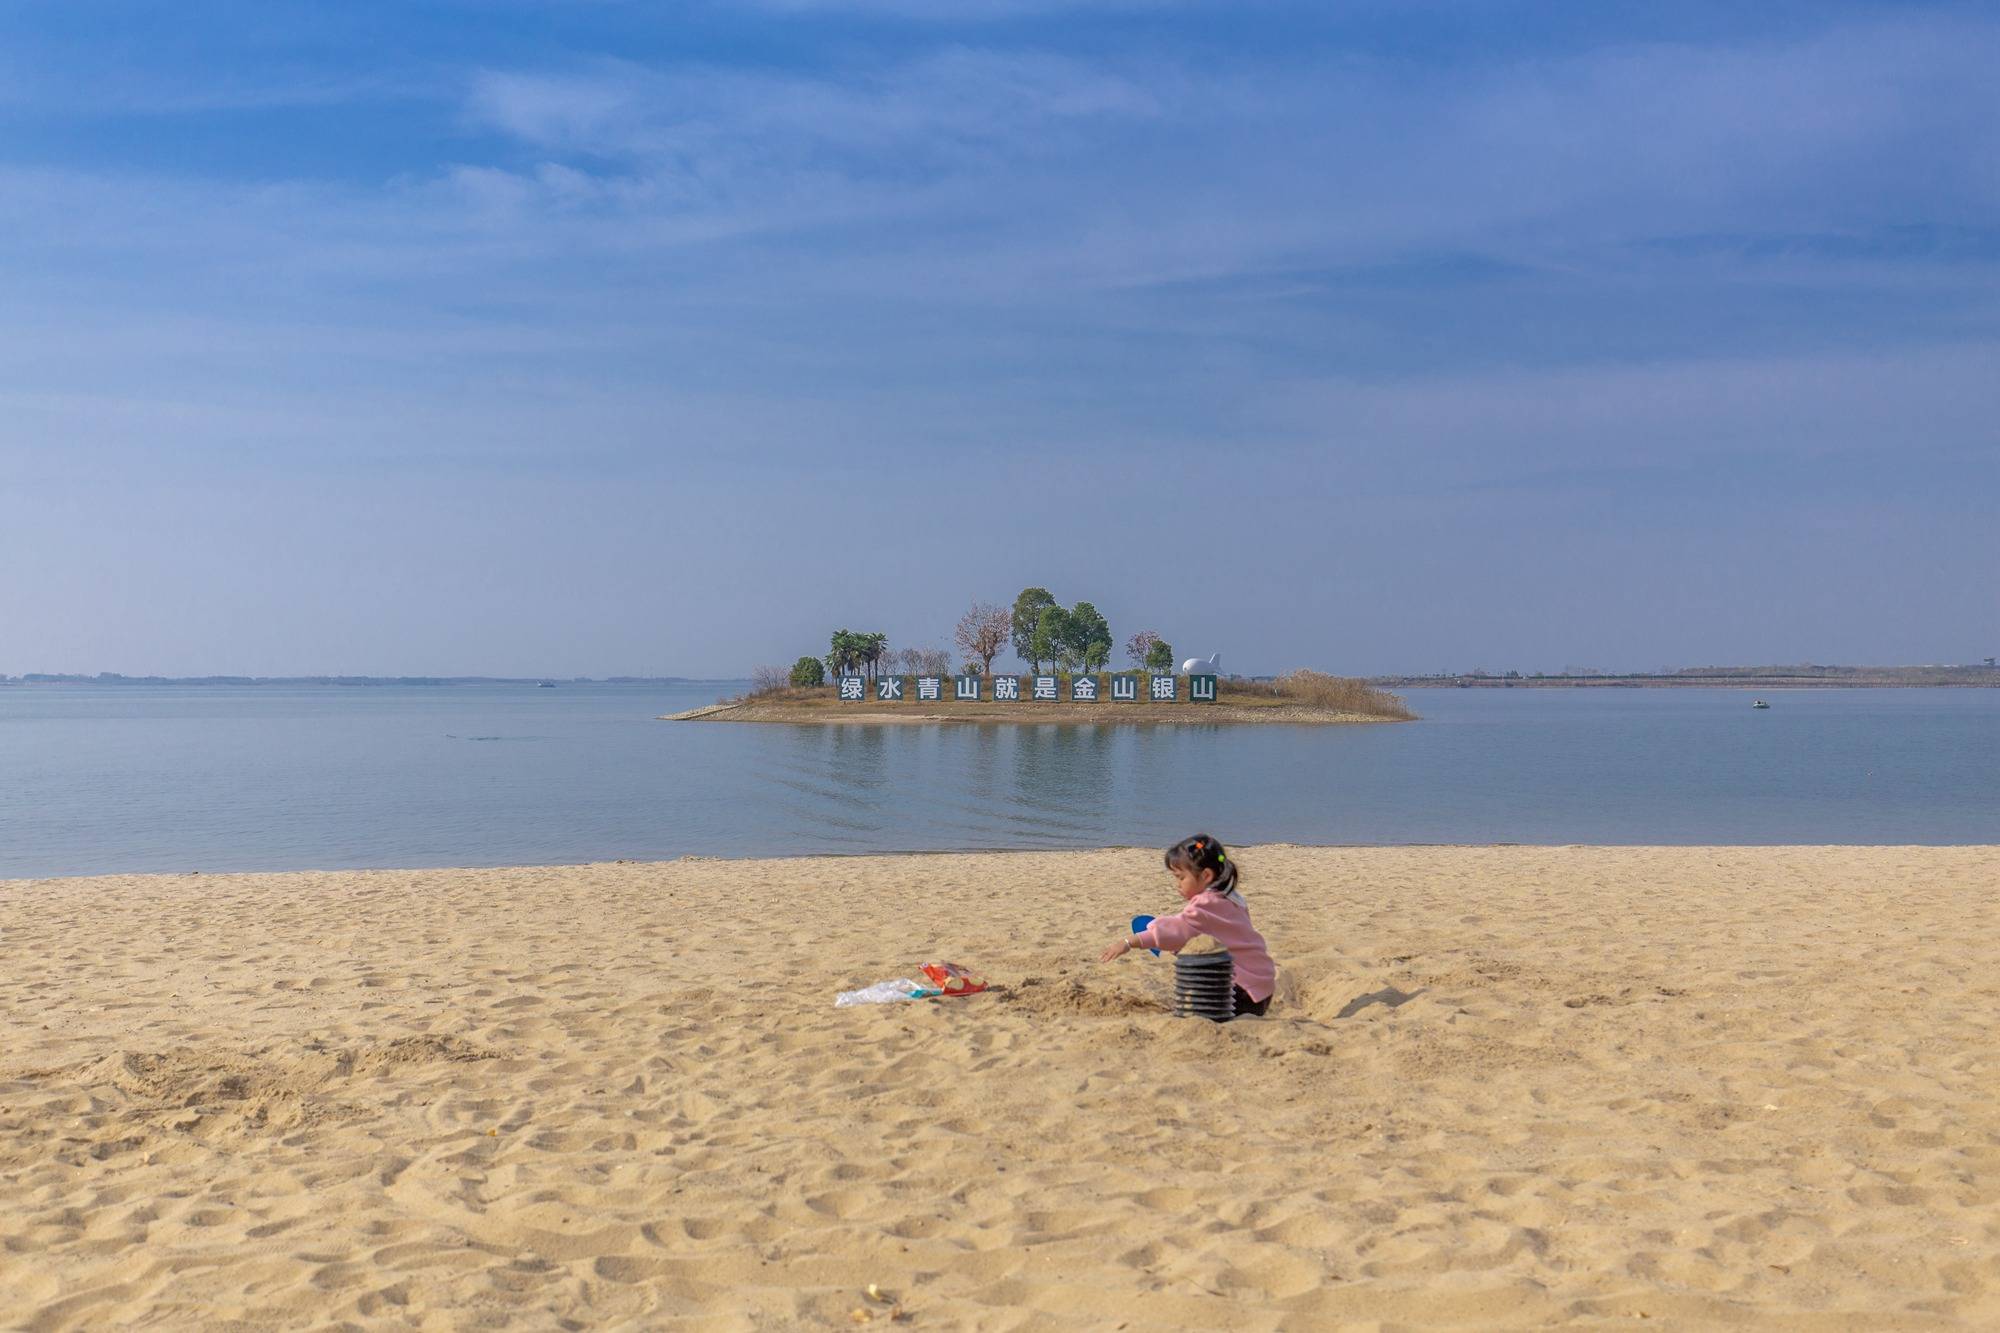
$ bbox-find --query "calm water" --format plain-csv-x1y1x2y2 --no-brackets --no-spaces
4,683,1996,878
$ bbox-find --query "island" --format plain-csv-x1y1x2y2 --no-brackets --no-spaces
665,592,1417,726
663,671,1415,725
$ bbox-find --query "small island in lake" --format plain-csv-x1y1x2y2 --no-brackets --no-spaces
665,670,1414,725
664,591,1416,725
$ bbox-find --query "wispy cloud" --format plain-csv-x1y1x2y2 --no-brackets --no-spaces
11,12,1995,298
5,11,1998,460
2,4,1997,670
462,47,1160,196
433,13,2000,297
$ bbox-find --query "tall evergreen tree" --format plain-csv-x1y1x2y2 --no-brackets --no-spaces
1010,587,1057,671
1066,602,1112,673
1031,605,1072,672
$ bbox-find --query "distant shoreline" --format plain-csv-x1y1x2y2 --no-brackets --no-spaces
0,675,720,688
9,665,1993,690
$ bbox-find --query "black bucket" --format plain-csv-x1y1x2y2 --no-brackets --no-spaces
1173,950,1235,1023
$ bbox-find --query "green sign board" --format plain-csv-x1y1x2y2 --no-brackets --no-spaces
836,672,1220,704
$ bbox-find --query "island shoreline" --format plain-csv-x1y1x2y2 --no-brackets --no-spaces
660,700,1406,724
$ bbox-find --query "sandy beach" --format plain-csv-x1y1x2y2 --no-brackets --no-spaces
5,845,1997,1329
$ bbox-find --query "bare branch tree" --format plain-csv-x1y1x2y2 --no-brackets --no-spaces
955,602,1012,676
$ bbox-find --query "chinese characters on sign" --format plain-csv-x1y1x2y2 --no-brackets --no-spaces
837,673,1219,703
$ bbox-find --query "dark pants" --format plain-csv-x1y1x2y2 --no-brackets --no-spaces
1232,985,1270,1017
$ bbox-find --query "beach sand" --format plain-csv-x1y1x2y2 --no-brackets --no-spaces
4,846,1997,1329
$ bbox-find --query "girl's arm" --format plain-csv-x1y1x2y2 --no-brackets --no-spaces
1139,909,1203,954
1101,905,1202,962
1098,932,1149,962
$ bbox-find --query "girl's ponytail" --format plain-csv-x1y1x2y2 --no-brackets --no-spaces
1166,833,1242,896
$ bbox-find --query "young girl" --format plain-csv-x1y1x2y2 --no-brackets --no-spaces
1099,834,1277,1017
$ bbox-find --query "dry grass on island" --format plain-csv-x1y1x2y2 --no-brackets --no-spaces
7,845,1998,1328
665,669,1417,725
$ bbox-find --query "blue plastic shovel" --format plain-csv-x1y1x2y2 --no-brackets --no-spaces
1131,915,1161,956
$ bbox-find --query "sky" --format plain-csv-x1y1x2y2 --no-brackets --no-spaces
1,0,1995,678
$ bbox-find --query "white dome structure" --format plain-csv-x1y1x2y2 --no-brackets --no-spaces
1179,653,1221,675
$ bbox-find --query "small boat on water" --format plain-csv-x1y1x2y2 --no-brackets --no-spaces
538,681,556,688
1751,698,1770,709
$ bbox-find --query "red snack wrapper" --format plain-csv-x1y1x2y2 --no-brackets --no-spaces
918,961,988,997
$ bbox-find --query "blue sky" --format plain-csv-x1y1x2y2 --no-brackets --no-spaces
2,0,1994,677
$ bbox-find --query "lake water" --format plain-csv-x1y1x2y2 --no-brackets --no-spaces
4,683,1996,878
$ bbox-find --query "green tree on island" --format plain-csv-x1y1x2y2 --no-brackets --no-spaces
858,631,889,681
1011,588,1114,674
825,629,861,680
825,630,856,680
1129,630,1175,673
790,656,826,687
1011,587,1058,671
825,629,889,681
1029,604,1071,673
1067,601,1112,673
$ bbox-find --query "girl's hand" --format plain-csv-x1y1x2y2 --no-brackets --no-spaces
1099,936,1132,963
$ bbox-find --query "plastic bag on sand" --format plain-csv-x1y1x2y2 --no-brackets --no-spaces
836,978,941,1007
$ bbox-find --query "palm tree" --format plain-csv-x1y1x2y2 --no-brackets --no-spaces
827,629,863,680
860,632,890,681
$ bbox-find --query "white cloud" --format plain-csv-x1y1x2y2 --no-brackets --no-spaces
15,11,1975,318
3,10,1998,485
429,13,2000,308
464,47,1160,161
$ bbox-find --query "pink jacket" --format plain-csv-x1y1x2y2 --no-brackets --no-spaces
1138,889,1276,1001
